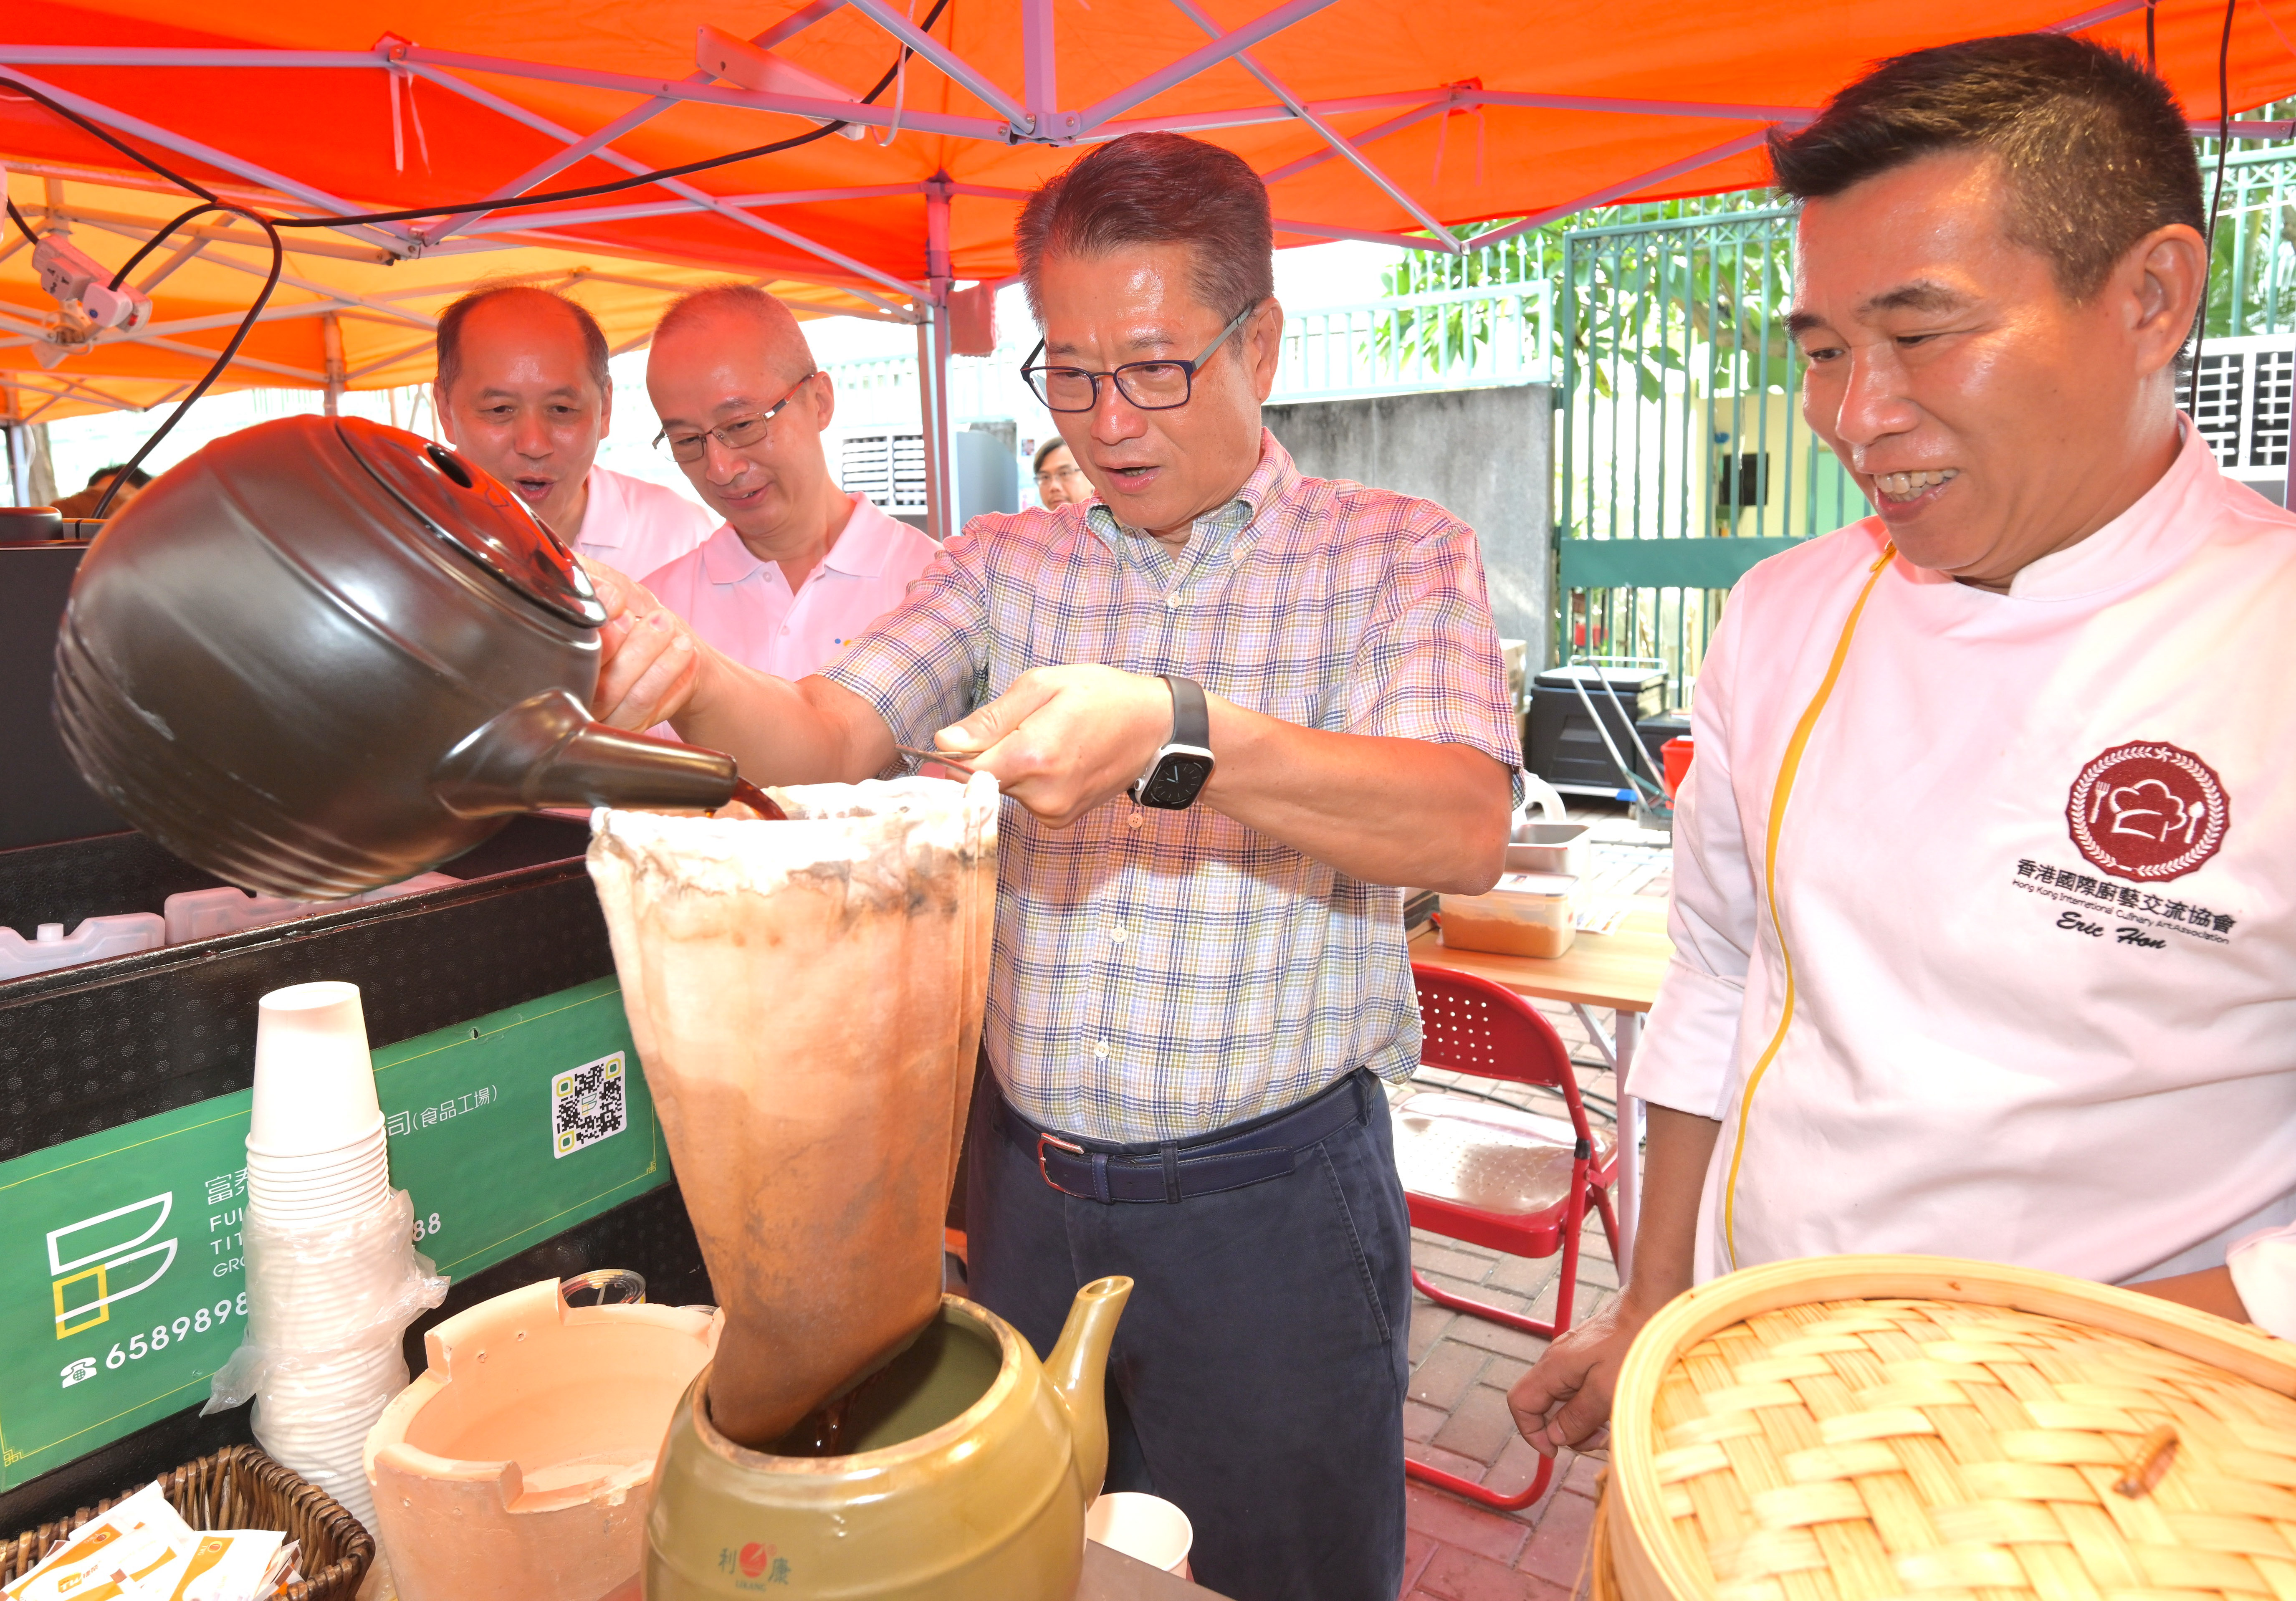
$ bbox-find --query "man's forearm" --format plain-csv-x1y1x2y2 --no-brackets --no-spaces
668,648,892,786
1199,696,1511,893
1620,1106,1722,1314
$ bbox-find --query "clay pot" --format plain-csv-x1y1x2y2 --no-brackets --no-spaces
586,776,999,1447
645,1279,1131,1601
362,1278,720,1601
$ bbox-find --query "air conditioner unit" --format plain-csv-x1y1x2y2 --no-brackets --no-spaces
2190,333,2294,504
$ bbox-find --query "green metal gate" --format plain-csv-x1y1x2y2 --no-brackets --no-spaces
1556,207,1866,707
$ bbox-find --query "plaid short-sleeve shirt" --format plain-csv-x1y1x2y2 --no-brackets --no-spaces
822,430,1522,1143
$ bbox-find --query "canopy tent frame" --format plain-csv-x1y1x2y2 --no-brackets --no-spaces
10,0,2296,531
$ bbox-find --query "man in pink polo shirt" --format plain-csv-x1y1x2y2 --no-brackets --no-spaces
432,285,713,579
635,284,938,679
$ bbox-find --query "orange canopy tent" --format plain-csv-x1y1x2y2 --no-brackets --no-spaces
7,0,2296,523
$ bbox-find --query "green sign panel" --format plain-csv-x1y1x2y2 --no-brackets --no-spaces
1559,534,1811,592
0,977,667,1492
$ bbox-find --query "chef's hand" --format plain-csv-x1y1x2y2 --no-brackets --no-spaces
1507,1295,1649,1457
582,556,704,730
933,666,1170,826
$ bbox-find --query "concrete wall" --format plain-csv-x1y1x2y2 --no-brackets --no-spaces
1262,383,1553,665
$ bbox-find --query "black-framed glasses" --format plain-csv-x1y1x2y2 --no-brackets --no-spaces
652,371,817,462
1021,301,1261,413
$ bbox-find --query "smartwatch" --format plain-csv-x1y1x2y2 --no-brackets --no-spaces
1129,675,1215,810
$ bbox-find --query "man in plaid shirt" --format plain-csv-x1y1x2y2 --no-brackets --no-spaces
594,132,1519,1601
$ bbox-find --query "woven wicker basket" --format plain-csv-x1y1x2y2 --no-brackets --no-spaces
1597,1255,2296,1601
0,1444,373,1601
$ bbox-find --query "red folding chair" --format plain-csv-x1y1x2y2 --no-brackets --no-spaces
1396,961,1620,1510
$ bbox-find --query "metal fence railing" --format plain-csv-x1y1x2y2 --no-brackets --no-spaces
1557,207,1851,708
821,283,1558,441
2206,141,2296,339
1272,282,1552,399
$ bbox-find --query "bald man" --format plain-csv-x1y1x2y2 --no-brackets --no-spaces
434,285,713,581
633,283,938,680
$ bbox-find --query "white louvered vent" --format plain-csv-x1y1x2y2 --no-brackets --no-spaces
2192,334,2296,482
837,431,929,512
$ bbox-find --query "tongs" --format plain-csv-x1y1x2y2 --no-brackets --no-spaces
895,743,984,778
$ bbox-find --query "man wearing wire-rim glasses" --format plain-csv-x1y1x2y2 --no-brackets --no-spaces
589,130,1521,1601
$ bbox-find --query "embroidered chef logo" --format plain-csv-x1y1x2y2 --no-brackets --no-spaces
2066,741,2228,882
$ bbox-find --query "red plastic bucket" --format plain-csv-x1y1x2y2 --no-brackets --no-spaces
1661,736,1694,800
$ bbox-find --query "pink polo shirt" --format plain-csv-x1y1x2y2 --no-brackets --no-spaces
640,493,940,681
567,466,716,583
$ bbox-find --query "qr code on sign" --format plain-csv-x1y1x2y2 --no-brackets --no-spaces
551,1052,627,1158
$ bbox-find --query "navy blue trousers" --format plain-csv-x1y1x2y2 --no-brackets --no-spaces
964,1071,1411,1601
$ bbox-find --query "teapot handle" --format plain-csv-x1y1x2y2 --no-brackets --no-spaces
434,689,738,817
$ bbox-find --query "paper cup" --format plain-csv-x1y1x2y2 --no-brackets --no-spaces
264,1358,400,1401
248,1263,410,1336
246,1163,387,1196
1086,1492,1194,1577
248,1166,389,1203
246,1120,386,1169
246,1148,387,1188
248,982,379,1153
247,1185,394,1231
247,1196,392,1231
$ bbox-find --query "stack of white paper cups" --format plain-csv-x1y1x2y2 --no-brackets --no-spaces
239,981,412,1528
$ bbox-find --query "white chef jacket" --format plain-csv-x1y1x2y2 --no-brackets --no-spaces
566,467,715,582
1632,422,2296,1333
639,493,939,681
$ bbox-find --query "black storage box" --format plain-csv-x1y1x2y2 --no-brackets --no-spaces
1525,666,1666,793
1635,713,1693,769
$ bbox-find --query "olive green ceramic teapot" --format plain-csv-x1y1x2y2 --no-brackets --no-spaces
645,1277,1132,1600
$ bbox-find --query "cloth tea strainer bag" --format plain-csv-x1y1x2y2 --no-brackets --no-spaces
587,774,999,1447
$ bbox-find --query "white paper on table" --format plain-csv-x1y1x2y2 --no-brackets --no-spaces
1573,902,1630,936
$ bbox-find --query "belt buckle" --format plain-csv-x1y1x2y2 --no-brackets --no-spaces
1037,1131,1085,1194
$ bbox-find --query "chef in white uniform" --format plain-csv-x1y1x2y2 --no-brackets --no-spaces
1512,33,2296,1458
433,286,714,579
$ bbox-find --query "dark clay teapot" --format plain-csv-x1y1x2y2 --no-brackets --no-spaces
53,415,738,898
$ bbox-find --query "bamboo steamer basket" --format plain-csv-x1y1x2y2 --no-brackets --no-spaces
1597,1255,2296,1601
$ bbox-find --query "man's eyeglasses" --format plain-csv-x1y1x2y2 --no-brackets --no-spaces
1021,301,1261,414
653,371,817,463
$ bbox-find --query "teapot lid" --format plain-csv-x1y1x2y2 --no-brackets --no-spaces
337,419,608,628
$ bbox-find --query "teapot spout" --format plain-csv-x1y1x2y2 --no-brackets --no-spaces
1044,1275,1133,1504
433,688,738,817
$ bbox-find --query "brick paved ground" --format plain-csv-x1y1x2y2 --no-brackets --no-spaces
1396,999,1621,1601
1397,809,1663,1601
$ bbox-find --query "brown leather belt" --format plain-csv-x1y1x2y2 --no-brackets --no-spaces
991,1070,1372,1204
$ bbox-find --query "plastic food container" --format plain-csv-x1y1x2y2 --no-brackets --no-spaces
1438,873,1576,958
162,872,459,944
0,913,165,980
1506,777,1591,876
1506,820,1592,877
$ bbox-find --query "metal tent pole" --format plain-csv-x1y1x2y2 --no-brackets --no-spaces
919,180,958,541
322,313,346,414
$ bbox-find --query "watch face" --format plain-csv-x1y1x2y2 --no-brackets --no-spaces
1143,754,1214,809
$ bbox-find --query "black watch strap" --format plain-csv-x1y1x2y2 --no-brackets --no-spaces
1166,675,1208,748
1129,675,1214,809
